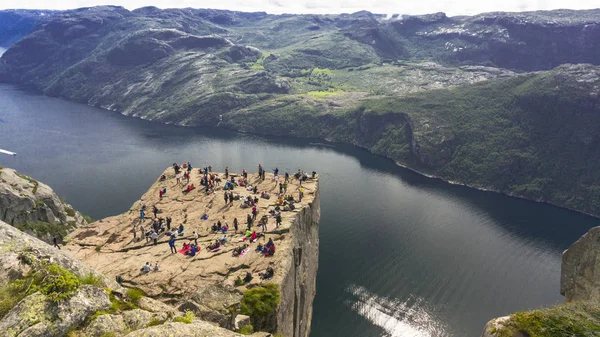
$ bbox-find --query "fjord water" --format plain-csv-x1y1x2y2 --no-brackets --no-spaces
0,84,597,337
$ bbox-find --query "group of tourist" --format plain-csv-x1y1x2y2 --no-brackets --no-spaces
136,162,317,285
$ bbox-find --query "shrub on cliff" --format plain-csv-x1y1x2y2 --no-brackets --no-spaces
240,284,280,332
495,302,600,337
0,260,81,318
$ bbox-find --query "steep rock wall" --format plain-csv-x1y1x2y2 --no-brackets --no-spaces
0,166,88,243
276,184,320,337
561,226,600,302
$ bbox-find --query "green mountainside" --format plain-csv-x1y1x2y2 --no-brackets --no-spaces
1,6,600,215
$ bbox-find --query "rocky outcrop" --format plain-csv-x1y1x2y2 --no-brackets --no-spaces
64,169,320,336
0,285,111,337
561,226,600,302
275,184,319,337
0,218,272,337
481,226,600,337
0,167,88,243
123,321,270,337
0,219,116,289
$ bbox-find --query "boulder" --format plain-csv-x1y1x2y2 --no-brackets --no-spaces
182,284,243,328
138,296,180,317
479,316,527,337
122,321,269,337
0,220,120,290
84,314,128,337
234,314,251,331
561,226,600,302
0,285,111,337
121,309,156,330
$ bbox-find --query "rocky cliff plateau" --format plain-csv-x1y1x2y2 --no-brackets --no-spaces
64,168,320,336
0,218,272,337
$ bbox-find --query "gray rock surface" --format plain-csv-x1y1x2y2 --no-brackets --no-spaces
0,285,111,337
0,219,119,290
561,226,600,302
182,284,243,328
0,167,88,242
276,181,320,337
122,321,269,337
234,314,251,331
84,313,129,337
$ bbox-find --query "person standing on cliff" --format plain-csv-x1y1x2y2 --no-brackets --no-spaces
140,208,145,222
285,172,289,183
258,164,263,179
53,237,61,249
247,214,252,230
169,236,177,253
151,231,158,246
166,216,172,231
234,217,239,232
252,206,257,221
276,213,282,228
225,166,230,179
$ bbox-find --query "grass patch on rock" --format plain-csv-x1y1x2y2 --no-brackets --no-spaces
240,283,280,332
173,310,195,324
496,301,600,337
239,324,254,335
0,260,81,318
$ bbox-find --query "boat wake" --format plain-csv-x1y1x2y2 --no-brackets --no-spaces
345,284,449,337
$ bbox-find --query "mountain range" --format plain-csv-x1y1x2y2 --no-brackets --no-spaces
1,6,600,216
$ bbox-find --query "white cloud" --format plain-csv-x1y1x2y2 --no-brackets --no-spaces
0,0,598,16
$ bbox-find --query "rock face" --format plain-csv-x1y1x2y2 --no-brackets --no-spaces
0,167,88,243
276,185,319,337
0,219,117,289
0,219,270,337
561,226,600,302
0,285,112,337
480,225,600,337
122,321,270,337
64,169,320,336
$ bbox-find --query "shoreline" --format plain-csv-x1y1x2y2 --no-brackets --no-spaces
3,82,598,220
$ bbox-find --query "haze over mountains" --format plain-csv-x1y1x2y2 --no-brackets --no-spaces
1,6,600,216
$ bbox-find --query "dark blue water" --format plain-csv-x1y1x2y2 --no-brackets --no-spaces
0,84,596,337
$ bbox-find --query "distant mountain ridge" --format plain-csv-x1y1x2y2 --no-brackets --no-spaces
2,6,600,217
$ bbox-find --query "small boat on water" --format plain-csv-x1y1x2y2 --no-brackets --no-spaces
0,148,16,156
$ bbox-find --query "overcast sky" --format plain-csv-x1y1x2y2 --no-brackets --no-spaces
0,0,598,16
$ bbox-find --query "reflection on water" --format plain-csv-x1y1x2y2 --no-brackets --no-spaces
346,285,448,337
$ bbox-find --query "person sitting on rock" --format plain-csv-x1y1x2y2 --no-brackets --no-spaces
141,262,151,273
233,244,249,256
265,243,275,257
153,262,159,272
260,267,274,280
178,224,185,235
250,231,257,243
219,234,228,244
221,224,229,234
211,223,219,232
160,174,166,181
256,243,264,252
243,271,253,283
208,239,221,251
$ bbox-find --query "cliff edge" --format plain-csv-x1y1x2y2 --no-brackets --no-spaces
64,167,320,336
0,166,89,243
0,219,271,337
480,225,600,337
